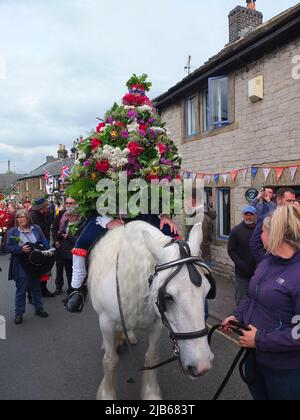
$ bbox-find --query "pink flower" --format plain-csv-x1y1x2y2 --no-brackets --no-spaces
157,144,167,154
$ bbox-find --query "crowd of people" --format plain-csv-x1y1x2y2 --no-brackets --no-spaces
1,197,81,324
1,186,300,400
226,187,300,400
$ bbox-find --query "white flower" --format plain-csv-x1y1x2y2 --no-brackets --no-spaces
78,150,87,160
137,105,153,113
124,105,135,110
127,122,139,133
153,127,166,133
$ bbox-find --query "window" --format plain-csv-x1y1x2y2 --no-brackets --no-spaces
185,95,197,137
39,178,43,191
204,188,213,210
202,88,209,132
217,188,231,239
25,181,29,192
208,76,230,129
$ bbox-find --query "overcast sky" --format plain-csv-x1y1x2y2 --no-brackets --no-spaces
0,0,298,174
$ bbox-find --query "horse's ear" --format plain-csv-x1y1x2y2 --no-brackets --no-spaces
143,230,172,264
188,223,203,256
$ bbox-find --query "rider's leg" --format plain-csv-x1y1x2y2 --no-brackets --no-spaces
71,254,87,289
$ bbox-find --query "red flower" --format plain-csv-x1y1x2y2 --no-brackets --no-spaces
96,160,110,173
132,84,146,90
123,94,147,107
139,124,148,132
91,138,102,150
115,121,126,127
157,143,167,154
147,174,160,182
128,142,144,157
96,122,106,132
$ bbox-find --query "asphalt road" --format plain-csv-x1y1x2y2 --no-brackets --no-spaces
0,254,252,400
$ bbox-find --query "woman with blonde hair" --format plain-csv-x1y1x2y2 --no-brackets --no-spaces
222,205,300,400
6,209,50,325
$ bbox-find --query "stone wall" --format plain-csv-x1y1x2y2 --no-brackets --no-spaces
160,36,300,281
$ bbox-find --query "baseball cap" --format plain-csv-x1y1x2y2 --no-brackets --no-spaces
242,206,257,215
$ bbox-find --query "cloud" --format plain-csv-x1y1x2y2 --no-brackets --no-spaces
0,0,298,173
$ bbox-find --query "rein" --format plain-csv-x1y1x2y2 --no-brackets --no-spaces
208,323,256,400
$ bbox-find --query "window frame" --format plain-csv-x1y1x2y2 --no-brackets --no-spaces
185,95,197,138
217,188,231,240
208,76,230,129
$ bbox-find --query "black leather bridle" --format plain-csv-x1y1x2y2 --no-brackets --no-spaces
146,239,217,370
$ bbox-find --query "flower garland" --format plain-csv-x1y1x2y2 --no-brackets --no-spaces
67,74,182,217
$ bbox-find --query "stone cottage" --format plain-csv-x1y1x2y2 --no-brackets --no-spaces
154,1,300,280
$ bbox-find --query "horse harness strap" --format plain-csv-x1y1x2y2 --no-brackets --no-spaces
116,239,217,372
145,240,216,371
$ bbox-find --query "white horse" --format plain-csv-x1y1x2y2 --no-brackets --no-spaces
88,221,214,400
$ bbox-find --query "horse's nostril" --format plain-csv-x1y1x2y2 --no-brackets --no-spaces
187,366,199,377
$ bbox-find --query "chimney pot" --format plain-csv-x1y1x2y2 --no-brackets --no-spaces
247,0,256,10
229,2,263,43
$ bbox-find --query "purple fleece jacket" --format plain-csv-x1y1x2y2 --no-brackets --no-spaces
233,251,300,370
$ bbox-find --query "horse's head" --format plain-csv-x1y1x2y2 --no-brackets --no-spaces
144,224,214,378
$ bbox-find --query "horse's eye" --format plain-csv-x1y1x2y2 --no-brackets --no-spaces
164,293,174,303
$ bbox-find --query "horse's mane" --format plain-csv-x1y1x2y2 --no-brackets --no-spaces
88,221,174,329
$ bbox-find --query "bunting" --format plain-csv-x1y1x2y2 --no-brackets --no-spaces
290,167,297,181
275,167,285,181
231,170,238,183
214,174,220,184
241,168,248,180
222,173,229,184
263,168,271,181
180,164,299,184
251,167,259,179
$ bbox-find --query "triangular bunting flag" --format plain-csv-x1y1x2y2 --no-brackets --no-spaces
214,174,220,184
205,175,212,184
275,167,285,181
185,171,191,179
241,168,248,180
231,170,238,183
289,167,297,181
196,173,205,180
251,167,259,179
263,168,271,182
222,173,229,184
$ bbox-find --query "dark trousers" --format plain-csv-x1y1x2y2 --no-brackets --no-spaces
15,275,43,316
55,260,72,291
245,357,300,400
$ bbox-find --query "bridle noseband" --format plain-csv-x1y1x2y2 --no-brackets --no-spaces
148,239,217,368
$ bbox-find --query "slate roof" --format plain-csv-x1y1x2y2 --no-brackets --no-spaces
0,174,24,193
18,157,75,181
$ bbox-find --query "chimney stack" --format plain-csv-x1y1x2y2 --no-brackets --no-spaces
57,144,68,159
229,1,263,43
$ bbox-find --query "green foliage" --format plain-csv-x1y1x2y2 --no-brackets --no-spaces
126,74,152,91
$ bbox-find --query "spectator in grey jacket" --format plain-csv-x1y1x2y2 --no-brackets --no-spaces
228,206,257,304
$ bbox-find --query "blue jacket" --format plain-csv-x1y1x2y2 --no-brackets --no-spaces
234,252,300,370
249,216,265,266
6,225,49,281
251,198,276,218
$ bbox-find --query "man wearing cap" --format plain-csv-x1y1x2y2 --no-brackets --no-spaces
228,206,257,304
30,198,50,241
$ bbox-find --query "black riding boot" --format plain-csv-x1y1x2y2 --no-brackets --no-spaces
41,282,55,298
